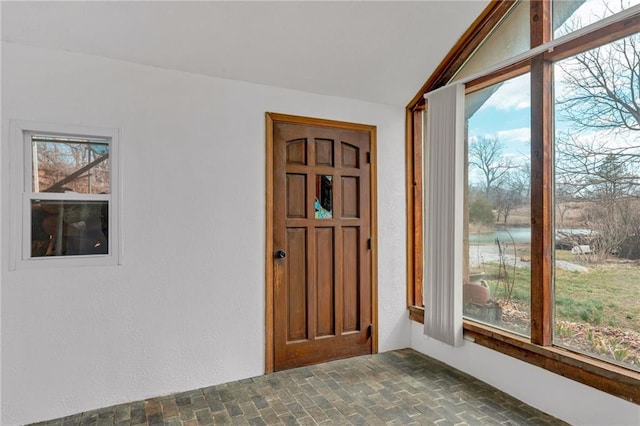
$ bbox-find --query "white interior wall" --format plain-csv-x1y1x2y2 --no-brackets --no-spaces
0,42,409,425
5,40,637,426
411,322,640,425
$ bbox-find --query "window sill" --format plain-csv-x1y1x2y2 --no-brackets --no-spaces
11,254,120,270
408,305,640,404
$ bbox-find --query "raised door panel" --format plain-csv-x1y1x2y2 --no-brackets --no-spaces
287,139,307,165
273,120,373,371
342,227,360,333
287,228,307,341
287,174,306,218
341,142,359,169
315,139,334,167
316,227,335,337
341,176,360,218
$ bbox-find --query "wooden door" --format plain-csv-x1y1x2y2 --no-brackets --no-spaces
267,114,376,371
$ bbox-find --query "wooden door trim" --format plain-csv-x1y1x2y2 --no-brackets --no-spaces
265,112,378,373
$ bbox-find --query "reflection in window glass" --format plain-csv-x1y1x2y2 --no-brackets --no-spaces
465,73,531,337
554,33,640,371
554,0,640,39
450,0,529,83
315,175,333,219
32,136,110,194
31,200,108,257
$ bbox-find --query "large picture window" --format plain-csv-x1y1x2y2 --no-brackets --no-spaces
554,33,640,371
465,73,532,337
10,122,121,269
407,0,640,402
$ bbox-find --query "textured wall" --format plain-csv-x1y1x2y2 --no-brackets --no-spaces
1,42,409,425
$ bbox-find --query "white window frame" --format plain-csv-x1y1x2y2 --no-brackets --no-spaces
9,120,122,270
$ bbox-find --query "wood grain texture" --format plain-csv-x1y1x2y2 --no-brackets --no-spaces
343,227,360,333
315,138,333,167
341,142,359,169
406,108,425,308
286,174,306,218
529,0,553,347
287,228,308,341
412,109,424,308
409,306,640,403
265,113,275,373
465,61,530,94
286,139,307,165
405,108,416,308
530,0,550,48
341,177,359,218
269,113,377,371
316,227,335,337
544,13,640,63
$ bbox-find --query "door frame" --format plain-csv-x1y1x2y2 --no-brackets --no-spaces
265,112,378,373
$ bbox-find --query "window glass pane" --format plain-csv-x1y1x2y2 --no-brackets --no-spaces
31,136,110,194
554,0,640,39
465,73,532,337
554,33,640,371
315,175,333,219
450,1,529,83
31,200,109,257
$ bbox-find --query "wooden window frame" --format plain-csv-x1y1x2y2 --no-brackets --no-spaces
406,0,640,403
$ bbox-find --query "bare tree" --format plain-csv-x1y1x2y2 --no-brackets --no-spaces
554,18,640,260
468,136,513,200
556,15,639,134
35,140,110,194
556,135,640,199
582,197,640,262
494,166,530,224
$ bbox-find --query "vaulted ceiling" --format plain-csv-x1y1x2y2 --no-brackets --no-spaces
1,1,489,106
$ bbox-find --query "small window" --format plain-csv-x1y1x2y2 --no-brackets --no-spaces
10,122,120,269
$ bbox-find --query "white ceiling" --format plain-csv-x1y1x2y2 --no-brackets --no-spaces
1,1,489,106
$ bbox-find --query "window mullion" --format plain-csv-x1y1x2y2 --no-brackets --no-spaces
413,108,424,307
544,11,640,63
28,192,110,202
530,0,553,347
531,1,551,47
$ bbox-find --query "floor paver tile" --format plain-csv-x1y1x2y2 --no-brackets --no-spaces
27,349,568,426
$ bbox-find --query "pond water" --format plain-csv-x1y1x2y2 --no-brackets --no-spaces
470,227,530,244
469,227,592,245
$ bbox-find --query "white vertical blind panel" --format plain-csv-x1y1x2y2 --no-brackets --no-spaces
423,84,465,347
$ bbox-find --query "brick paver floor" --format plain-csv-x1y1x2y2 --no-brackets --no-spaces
32,348,567,425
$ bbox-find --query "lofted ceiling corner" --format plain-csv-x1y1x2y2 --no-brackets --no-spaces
1,1,490,106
